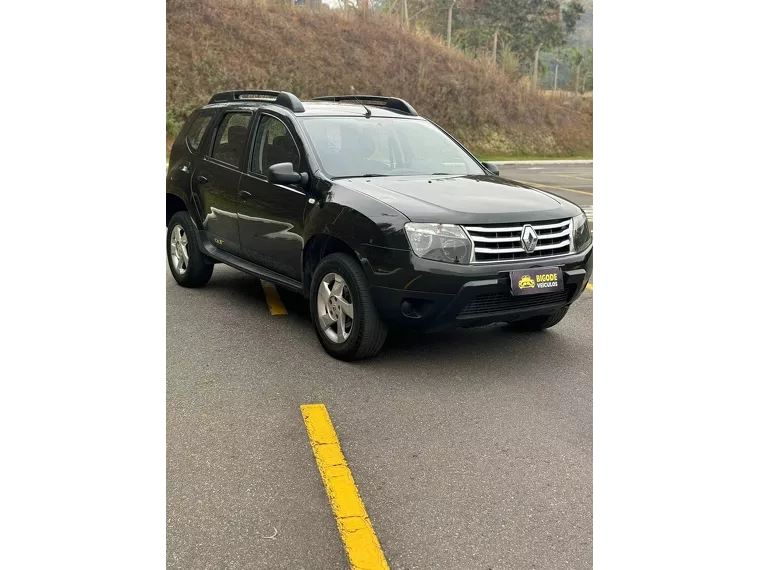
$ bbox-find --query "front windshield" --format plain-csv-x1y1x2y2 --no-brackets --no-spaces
300,116,485,178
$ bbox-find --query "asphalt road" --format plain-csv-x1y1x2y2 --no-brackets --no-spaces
497,163,593,231
167,164,594,569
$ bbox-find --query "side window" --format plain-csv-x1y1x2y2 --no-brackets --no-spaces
185,112,214,152
210,112,252,168
250,115,300,175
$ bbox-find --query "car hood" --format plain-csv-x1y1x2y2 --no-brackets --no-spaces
336,174,582,224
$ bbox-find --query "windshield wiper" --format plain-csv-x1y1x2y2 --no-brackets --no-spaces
332,174,390,179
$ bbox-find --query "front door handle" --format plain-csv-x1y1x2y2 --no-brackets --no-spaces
197,175,209,183
239,190,252,199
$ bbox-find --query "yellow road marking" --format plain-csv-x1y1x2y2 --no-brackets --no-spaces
260,280,287,315
587,283,593,291
300,404,389,570
514,179,594,196
556,174,594,182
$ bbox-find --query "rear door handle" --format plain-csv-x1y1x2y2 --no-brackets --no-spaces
239,190,252,199
197,175,208,183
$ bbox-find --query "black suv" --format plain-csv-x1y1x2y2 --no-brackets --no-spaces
166,90,592,360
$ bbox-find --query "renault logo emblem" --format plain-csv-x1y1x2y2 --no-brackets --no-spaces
521,225,538,253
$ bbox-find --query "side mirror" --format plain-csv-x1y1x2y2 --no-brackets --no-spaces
482,162,500,176
268,162,309,186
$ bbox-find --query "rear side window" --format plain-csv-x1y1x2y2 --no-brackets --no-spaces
185,113,214,152
210,112,252,168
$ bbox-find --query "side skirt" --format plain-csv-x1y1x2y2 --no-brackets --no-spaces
197,232,305,295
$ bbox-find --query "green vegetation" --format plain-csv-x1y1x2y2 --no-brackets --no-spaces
167,0,592,157
476,152,592,161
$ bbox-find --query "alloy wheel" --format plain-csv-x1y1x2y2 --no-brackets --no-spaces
170,224,189,275
316,273,354,343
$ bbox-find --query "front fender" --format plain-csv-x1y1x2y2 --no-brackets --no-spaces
303,184,410,253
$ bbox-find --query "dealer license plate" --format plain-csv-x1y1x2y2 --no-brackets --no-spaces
510,267,564,296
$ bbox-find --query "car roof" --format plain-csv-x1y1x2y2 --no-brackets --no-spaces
202,100,423,119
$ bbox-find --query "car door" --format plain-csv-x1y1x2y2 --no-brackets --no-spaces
237,112,309,281
193,111,253,254
167,108,215,223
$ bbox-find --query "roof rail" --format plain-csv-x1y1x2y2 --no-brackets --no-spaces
208,90,305,113
313,95,418,116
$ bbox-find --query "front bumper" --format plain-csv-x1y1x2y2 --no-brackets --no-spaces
360,244,593,331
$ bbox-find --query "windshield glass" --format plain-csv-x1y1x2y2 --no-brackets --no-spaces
300,117,485,178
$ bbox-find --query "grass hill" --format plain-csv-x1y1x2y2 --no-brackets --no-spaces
167,0,592,158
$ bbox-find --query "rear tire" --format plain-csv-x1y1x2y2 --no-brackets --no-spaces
310,253,387,361
506,307,569,331
167,211,214,288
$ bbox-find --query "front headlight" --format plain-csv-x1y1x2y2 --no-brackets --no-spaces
404,223,472,264
572,212,592,252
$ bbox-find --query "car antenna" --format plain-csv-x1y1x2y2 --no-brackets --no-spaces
352,94,371,118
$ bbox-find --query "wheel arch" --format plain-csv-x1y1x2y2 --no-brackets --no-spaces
161,187,203,229
301,190,410,293
166,193,188,227
302,234,362,296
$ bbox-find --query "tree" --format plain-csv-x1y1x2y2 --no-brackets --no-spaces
492,23,500,64
562,0,585,37
553,48,567,90
447,0,456,47
581,47,592,92
532,42,542,89
569,48,593,93
447,0,583,69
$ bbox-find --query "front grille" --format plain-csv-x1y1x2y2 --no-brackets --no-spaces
458,290,570,318
464,219,572,263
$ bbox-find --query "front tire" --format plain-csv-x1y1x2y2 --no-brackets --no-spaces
167,211,214,288
506,307,569,331
310,253,387,361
